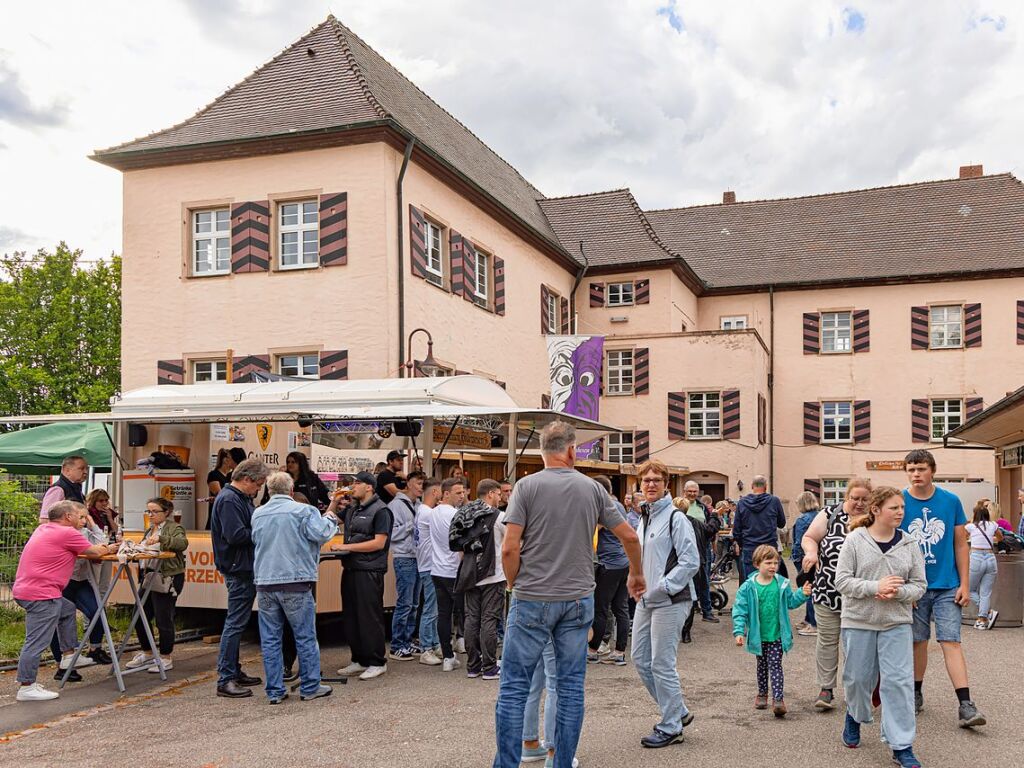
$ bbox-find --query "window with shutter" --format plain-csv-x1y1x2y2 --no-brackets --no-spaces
281,200,319,269
930,399,963,440
605,350,634,395
193,208,231,276
192,360,228,383
688,392,721,438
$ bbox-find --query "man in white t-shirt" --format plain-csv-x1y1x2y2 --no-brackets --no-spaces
429,477,466,671
415,478,442,665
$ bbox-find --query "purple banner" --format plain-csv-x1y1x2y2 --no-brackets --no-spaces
546,335,604,460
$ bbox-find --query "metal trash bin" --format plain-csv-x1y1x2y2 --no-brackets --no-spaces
962,552,1024,627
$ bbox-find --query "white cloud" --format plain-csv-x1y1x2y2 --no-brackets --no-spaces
1,0,1022,260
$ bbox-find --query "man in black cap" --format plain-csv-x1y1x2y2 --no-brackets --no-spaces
376,450,406,505
332,471,392,680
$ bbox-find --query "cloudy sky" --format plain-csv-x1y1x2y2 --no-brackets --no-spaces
1,0,1021,261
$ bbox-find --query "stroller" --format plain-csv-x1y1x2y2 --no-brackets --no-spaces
708,532,737,611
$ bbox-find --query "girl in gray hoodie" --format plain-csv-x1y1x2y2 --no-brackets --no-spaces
835,486,927,768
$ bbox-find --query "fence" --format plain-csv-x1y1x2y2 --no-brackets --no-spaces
0,474,48,606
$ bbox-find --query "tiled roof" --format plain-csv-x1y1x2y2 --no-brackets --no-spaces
645,174,1024,289
94,17,561,248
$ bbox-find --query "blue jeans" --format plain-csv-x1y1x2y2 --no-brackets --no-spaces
391,557,420,652
843,625,916,751
417,571,439,649
522,641,557,748
217,572,256,686
50,578,102,661
258,589,321,699
969,551,998,618
912,587,961,643
631,600,690,735
493,596,594,768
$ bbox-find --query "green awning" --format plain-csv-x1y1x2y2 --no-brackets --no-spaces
0,422,114,474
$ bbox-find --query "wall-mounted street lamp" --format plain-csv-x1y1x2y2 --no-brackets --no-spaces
405,328,442,377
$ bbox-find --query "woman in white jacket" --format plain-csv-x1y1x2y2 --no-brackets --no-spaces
835,486,927,768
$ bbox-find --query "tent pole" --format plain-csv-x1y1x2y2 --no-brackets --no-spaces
423,417,434,477
111,422,127,511
506,414,518,481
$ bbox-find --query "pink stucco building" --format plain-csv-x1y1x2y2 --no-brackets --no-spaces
93,17,1024,520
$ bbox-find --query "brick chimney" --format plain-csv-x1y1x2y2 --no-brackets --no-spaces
959,164,983,179
722,190,736,204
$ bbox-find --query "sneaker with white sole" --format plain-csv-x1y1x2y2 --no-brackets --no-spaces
521,744,547,763
125,652,152,669
544,756,579,767
148,658,173,673
16,682,59,702
454,637,466,654
336,662,367,676
987,610,998,629
798,626,818,636
419,649,443,666
358,665,387,680
442,656,461,672
597,641,611,655
59,654,97,670
389,648,415,661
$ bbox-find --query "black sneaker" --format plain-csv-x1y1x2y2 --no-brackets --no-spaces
914,689,923,714
701,615,720,623
88,648,113,665
55,668,83,683
640,728,684,748
235,672,263,687
958,700,986,728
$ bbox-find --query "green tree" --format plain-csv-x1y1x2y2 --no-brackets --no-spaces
0,243,121,421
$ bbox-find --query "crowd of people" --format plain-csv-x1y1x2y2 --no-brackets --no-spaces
10,432,1002,768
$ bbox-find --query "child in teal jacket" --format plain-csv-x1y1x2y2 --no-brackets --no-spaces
733,544,811,717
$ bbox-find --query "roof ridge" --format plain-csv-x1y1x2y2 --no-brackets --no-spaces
96,19,344,156
326,16,388,120
644,172,1017,214
541,188,632,202
328,16,547,199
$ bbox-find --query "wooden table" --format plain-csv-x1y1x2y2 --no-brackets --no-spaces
60,551,177,693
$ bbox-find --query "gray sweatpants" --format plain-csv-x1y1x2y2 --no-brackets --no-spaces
814,604,842,690
16,597,77,684
842,625,916,751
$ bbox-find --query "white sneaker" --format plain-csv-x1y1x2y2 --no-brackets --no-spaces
60,654,97,670
16,682,60,702
987,610,999,629
442,656,461,672
358,664,387,680
454,637,466,654
419,649,443,666
336,662,367,676
148,658,173,673
597,641,611,655
125,652,152,669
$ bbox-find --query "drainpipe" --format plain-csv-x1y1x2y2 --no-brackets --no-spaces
768,284,775,489
569,240,590,333
396,137,415,377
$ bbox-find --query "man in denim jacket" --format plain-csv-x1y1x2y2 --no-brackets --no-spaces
252,471,338,704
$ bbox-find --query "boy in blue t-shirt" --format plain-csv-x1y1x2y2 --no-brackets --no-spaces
900,449,985,730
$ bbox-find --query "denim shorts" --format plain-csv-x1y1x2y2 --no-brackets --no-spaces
912,588,962,643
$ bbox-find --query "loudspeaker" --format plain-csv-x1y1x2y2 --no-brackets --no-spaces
490,434,504,449
297,419,313,428
128,424,148,447
393,420,422,437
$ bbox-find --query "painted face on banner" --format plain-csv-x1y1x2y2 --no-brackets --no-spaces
547,337,582,414
565,336,602,420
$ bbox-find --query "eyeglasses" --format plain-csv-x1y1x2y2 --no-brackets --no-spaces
641,478,664,485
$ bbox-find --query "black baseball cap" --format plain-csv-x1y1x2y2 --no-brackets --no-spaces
353,471,377,486
386,450,407,462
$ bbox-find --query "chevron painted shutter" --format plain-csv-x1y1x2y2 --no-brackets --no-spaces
462,240,477,303
233,354,271,381
494,256,506,316
803,312,820,354
722,389,740,439
964,303,982,348
409,206,428,279
911,399,930,442
852,309,870,353
803,401,821,444
853,400,871,443
966,397,984,420
560,297,570,334
634,279,650,304
910,306,929,349
590,282,605,307
634,348,650,395
319,350,348,380
450,231,465,296
668,392,687,440
230,201,270,273
319,192,347,267
634,430,650,463
157,359,184,385
540,285,551,334
804,478,822,499
1018,301,1024,345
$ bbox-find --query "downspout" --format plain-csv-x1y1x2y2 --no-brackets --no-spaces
570,240,590,333
396,137,415,377
768,285,775,490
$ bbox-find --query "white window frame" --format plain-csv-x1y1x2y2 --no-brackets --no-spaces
278,200,319,270
821,400,853,443
192,360,228,383
606,282,634,307
546,292,559,333
822,478,847,508
720,315,748,330
820,311,852,354
930,398,963,441
929,305,963,349
607,432,634,464
688,392,721,439
473,249,490,301
192,209,231,276
605,350,634,395
278,353,320,379
424,219,444,286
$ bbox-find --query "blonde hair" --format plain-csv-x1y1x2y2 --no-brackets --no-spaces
673,496,687,509
752,544,780,566
849,486,901,530
845,477,872,499
795,491,820,514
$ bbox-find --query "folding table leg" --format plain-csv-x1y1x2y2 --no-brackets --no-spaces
125,567,166,681
59,566,123,690
115,563,149,662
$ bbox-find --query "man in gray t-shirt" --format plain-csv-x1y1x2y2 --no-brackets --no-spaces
493,421,643,768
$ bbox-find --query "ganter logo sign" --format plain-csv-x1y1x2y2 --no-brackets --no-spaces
907,506,945,563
